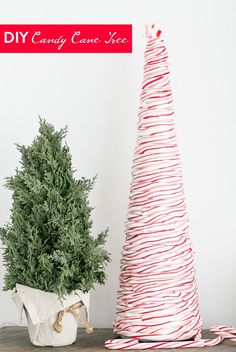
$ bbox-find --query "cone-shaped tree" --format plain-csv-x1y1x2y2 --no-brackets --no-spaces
0,119,110,298
105,25,202,349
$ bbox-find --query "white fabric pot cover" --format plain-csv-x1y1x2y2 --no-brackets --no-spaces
12,283,90,347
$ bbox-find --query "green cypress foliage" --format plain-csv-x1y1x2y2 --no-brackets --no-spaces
0,119,110,298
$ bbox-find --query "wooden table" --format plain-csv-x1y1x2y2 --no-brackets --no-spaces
0,327,235,351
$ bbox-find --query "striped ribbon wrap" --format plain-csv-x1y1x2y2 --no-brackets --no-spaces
105,24,236,349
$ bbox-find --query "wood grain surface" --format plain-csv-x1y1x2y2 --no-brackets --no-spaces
0,327,235,351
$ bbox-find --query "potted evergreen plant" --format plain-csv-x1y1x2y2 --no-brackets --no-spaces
0,119,110,347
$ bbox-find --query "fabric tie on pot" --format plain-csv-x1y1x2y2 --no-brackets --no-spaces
105,25,236,349
13,283,92,346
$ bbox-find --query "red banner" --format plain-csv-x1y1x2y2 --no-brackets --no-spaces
0,24,132,53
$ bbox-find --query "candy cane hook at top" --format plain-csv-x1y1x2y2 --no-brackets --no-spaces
105,24,236,349
145,24,162,38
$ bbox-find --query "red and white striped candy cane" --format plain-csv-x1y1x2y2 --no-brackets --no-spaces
105,25,236,349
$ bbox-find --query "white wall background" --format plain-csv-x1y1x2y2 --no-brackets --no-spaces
0,0,236,329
